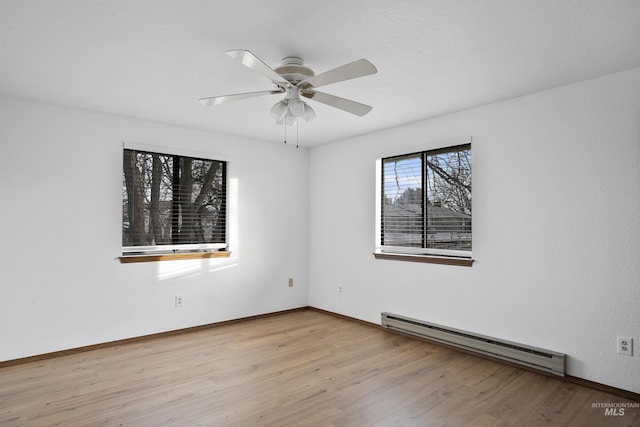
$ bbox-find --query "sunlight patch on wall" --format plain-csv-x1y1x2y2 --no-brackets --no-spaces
228,177,239,256
157,260,203,281
156,177,239,281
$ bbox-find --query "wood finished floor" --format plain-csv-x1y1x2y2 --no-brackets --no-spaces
1,309,638,426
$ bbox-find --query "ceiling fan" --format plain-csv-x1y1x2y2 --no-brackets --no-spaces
199,50,377,126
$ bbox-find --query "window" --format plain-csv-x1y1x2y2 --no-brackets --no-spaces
122,148,227,258
377,143,471,263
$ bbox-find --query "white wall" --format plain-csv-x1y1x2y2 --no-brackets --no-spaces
0,96,309,361
2,67,639,394
308,68,640,393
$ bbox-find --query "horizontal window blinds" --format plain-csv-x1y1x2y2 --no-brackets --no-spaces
122,149,227,252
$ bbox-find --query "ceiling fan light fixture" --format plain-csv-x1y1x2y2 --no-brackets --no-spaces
288,98,306,117
270,100,288,120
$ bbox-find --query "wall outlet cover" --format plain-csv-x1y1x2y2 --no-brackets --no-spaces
617,336,633,356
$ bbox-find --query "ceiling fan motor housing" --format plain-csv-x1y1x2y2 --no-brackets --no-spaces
274,57,315,85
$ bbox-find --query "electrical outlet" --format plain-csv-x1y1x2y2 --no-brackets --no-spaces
338,285,344,296
288,277,294,287
175,295,184,308
617,336,633,356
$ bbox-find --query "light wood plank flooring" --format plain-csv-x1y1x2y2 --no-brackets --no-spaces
1,309,638,426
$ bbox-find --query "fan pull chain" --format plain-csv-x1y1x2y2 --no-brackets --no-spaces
283,117,287,144
296,120,299,148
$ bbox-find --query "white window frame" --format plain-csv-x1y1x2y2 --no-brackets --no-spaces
374,137,472,262
121,142,229,257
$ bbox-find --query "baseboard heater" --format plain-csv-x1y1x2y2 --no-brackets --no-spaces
381,312,566,376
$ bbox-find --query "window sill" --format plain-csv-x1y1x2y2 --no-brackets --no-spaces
373,252,473,267
119,251,232,264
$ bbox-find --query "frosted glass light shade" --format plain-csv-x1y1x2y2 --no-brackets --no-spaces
288,98,305,117
270,100,288,120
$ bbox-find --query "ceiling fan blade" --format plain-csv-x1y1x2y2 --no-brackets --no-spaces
226,49,289,86
302,90,373,116
299,59,377,89
199,90,282,106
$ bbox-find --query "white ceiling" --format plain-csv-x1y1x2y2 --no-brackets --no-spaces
2,0,640,147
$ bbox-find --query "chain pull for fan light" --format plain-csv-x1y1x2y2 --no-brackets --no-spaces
283,119,287,144
282,115,300,148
